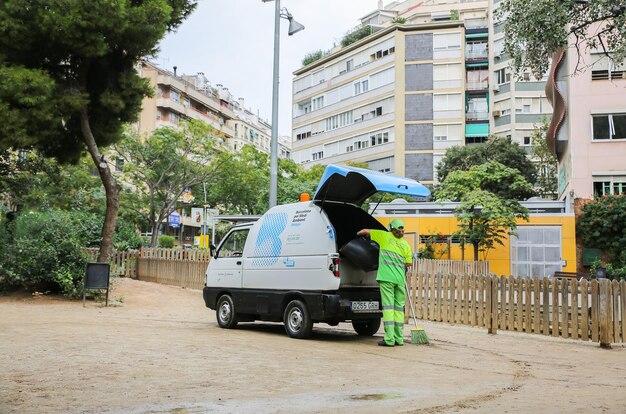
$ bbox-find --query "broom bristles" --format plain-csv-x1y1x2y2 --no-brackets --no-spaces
410,327,429,345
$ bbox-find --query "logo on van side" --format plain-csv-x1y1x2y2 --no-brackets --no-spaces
290,209,311,227
252,212,288,266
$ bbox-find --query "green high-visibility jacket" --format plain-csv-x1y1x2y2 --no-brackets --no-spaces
370,229,412,285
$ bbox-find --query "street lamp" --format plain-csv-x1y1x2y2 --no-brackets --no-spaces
263,0,305,208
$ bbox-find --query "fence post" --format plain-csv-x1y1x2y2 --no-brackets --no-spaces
599,280,612,348
487,275,498,335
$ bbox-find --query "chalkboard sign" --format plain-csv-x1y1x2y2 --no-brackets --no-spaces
83,262,110,307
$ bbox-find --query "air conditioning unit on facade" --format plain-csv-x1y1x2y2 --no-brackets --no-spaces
493,84,500,92
492,110,502,117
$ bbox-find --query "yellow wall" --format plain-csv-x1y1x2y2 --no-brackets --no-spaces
376,215,577,276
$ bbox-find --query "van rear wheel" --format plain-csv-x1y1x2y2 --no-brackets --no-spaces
216,294,238,329
283,300,313,339
352,317,381,336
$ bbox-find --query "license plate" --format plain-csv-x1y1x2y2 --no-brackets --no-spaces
351,301,379,312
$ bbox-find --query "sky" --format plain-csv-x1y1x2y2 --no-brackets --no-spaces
156,0,380,136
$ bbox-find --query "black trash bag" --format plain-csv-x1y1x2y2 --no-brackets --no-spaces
339,237,379,272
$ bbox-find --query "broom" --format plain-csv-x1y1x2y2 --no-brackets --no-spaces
405,277,429,345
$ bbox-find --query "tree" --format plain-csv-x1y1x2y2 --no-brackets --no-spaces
577,195,626,268
205,145,270,215
436,161,532,261
497,0,626,78
0,151,103,213
530,120,558,199
115,121,224,247
435,136,537,200
0,1,196,261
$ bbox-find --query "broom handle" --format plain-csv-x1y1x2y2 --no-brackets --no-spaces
404,273,419,329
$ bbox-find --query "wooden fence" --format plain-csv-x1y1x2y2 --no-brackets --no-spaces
82,248,209,288
407,273,625,346
413,259,489,275
83,248,139,278
135,248,210,290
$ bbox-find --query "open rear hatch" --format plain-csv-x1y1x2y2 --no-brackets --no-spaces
313,164,430,206
313,165,431,279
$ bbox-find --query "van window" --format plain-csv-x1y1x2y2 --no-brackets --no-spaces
217,229,249,258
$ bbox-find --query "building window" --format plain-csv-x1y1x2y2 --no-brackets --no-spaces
312,151,324,160
368,156,394,173
511,226,562,278
296,131,311,141
370,132,389,146
325,110,354,131
370,46,395,62
494,38,504,57
523,136,531,145
465,136,487,145
311,69,325,85
591,53,625,81
495,68,511,85
434,124,461,142
434,93,462,111
361,106,383,121
312,96,324,111
169,112,180,125
592,114,626,140
354,79,369,95
433,33,461,51
593,177,626,197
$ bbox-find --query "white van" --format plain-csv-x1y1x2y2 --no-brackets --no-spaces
202,165,430,339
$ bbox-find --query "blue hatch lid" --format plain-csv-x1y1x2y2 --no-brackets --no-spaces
313,164,430,205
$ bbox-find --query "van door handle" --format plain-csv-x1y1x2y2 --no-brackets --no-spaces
236,261,242,265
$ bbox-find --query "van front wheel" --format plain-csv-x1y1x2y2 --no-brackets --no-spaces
352,317,381,336
216,294,238,329
283,300,313,339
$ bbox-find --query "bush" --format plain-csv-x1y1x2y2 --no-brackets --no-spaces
302,50,326,66
340,25,373,47
0,209,88,296
113,220,143,251
158,235,175,248
577,195,626,267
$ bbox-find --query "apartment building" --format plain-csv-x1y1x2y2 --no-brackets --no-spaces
137,61,291,158
291,0,552,184
490,0,552,153
137,61,237,141
546,34,626,201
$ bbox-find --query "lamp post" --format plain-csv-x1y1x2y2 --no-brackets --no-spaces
264,0,304,208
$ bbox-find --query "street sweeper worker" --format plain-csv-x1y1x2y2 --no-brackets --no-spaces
357,218,412,347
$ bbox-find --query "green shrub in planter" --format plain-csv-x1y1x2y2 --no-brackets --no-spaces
158,235,175,248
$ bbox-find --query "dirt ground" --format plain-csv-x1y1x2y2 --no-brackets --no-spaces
1,278,625,414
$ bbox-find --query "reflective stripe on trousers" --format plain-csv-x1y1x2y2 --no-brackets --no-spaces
379,280,405,345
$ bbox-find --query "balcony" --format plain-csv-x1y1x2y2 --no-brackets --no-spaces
465,51,488,62
466,81,489,91
466,111,489,122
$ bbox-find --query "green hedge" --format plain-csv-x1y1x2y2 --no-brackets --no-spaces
0,209,143,296
158,235,175,248
0,210,88,296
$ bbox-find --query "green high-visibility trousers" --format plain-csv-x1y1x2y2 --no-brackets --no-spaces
379,280,405,345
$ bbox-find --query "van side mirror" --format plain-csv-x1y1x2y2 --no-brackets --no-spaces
210,244,216,257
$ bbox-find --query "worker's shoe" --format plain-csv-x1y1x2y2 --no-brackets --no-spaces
378,339,394,347
395,341,404,346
